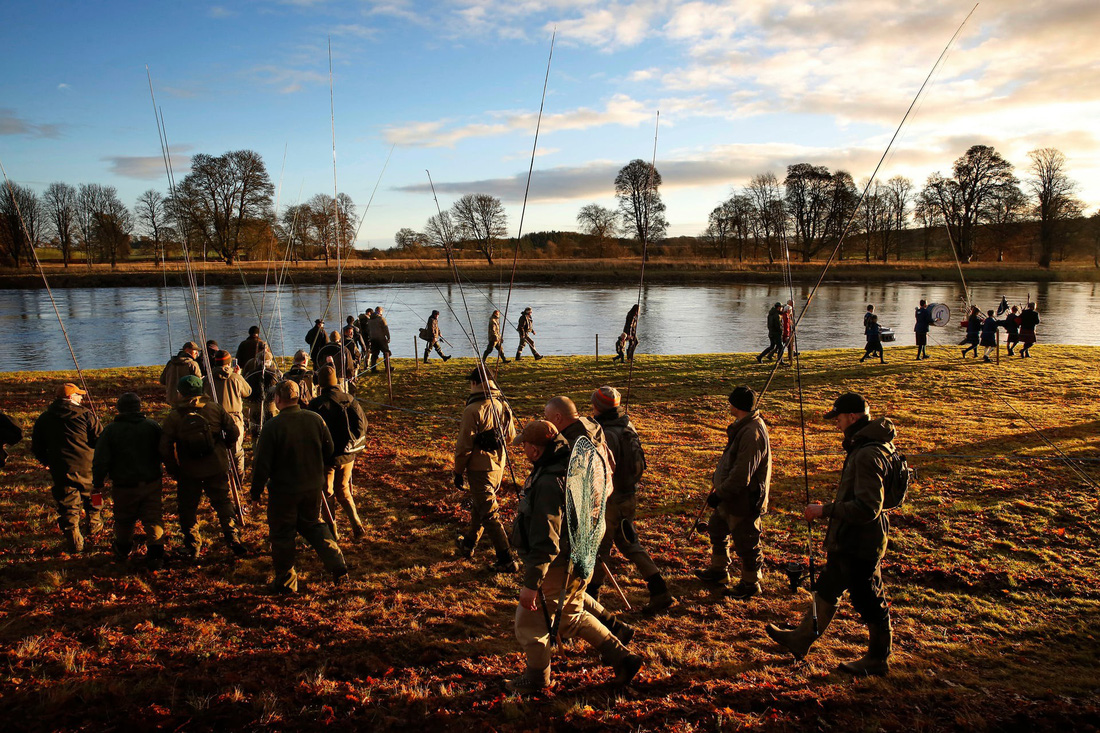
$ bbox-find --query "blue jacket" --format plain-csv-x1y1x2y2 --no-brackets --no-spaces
914,307,932,333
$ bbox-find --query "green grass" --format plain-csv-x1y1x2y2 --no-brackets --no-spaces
0,345,1098,730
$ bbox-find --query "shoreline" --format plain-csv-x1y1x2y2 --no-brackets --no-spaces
2,259,1098,289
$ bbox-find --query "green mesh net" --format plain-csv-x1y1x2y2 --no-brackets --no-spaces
564,435,614,580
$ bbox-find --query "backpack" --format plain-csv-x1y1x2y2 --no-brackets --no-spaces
418,327,432,342
863,441,913,510
329,395,367,455
177,409,217,460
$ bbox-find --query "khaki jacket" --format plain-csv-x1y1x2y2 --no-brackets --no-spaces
822,416,894,561
252,405,334,496
159,397,237,480
593,407,645,495
160,353,201,406
712,411,771,516
454,382,516,474
210,366,252,415
512,435,572,590
367,314,390,343
488,315,502,344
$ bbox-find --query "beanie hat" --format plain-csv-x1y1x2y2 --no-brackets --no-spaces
591,386,621,412
317,365,338,387
178,375,204,397
117,392,142,413
214,350,232,366
728,386,755,412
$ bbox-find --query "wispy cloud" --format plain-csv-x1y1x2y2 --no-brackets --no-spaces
103,146,193,180
208,6,235,18
330,23,378,39
0,108,63,138
247,64,328,93
57,83,71,92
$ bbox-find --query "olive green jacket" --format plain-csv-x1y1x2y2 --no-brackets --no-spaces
93,412,163,488
512,435,572,591
822,416,895,561
251,405,334,497
159,398,236,480
454,382,516,475
712,411,771,516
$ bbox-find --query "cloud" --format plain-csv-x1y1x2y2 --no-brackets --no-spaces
383,93,654,147
57,83,71,92
208,6,235,18
103,146,193,180
0,108,63,138
330,23,378,39
247,64,328,93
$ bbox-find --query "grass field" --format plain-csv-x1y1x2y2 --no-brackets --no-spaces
1,345,1098,731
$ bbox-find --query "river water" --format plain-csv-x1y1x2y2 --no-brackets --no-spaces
1,280,1095,371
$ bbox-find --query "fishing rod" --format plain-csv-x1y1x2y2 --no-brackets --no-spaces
622,110,660,412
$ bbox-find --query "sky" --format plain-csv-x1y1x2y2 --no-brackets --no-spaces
2,0,1099,249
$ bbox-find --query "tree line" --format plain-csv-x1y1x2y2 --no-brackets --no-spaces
394,145,1096,268
0,150,361,268
3,144,1096,269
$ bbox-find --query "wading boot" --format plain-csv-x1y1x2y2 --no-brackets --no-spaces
598,639,643,686
838,620,891,677
63,529,84,554
490,555,520,574
352,522,366,540
765,596,837,660
694,567,730,585
454,531,475,559
112,540,133,563
640,574,677,615
505,668,549,695
591,607,635,645
442,354,451,362
146,544,165,571
726,581,762,601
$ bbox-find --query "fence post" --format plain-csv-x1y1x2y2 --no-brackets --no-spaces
414,336,419,375
595,334,599,363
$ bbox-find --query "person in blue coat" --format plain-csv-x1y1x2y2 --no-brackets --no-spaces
913,300,932,361
979,310,1000,362
960,306,981,358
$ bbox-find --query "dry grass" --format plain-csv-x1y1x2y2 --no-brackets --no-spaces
0,345,1098,731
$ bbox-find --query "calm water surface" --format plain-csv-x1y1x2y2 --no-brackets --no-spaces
1,280,1096,371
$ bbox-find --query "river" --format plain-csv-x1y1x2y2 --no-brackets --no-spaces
1,280,1095,371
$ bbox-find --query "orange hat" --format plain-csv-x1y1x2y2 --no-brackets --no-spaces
56,383,87,398
513,419,558,447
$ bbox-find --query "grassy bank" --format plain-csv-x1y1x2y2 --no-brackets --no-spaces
1,347,1098,731
2,258,1099,289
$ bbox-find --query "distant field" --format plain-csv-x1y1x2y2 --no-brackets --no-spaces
1,348,1098,730
3,257,1100,288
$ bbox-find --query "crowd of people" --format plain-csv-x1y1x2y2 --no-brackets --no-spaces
0,297,924,693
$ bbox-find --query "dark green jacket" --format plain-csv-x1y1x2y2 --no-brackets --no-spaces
712,411,771,516
512,435,572,591
93,412,163,488
823,416,895,561
32,399,102,486
252,405,334,497
593,407,646,495
307,386,367,466
159,397,236,480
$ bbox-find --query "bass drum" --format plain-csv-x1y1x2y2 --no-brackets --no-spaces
929,303,951,327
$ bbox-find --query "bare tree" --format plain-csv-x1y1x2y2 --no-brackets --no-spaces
43,183,78,267
394,227,424,251
785,164,855,262
884,175,913,262
1027,147,1083,268
451,193,507,264
914,187,942,261
923,145,1017,263
92,189,133,268
856,179,886,262
986,183,1028,262
424,211,456,264
0,182,43,267
175,150,274,264
76,183,115,265
135,189,171,264
614,159,667,259
745,173,784,263
576,203,618,257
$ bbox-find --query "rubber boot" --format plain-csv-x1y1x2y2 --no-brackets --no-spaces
765,596,837,660
112,540,133,562
838,620,892,676
598,639,642,686
146,543,165,571
641,573,677,615
422,350,430,364
64,529,84,553
591,608,635,645
505,667,549,695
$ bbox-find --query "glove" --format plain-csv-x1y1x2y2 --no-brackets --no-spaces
706,492,721,508
454,473,465,490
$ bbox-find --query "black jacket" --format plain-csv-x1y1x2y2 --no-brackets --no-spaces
307,386,367,466
32,399,102,486
1020,310,1040,330
93,412,163,488
593,407,645,495
0,411,21,468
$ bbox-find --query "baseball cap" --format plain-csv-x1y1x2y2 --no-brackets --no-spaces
513,419,558,447
177,375,204,397
56,383,87,398
824,392,867,419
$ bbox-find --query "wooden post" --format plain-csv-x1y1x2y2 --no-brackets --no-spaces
386,353,394,404
414,336,419,376
596,334,599,363
996,329,1000,365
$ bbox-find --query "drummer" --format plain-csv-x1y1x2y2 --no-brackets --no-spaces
914,299,933,360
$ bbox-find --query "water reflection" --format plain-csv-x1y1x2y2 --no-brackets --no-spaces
0,280,1095,371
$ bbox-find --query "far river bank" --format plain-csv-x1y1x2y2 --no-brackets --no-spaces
2,258,1099,290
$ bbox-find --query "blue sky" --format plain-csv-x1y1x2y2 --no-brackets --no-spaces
3,0,1098,248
